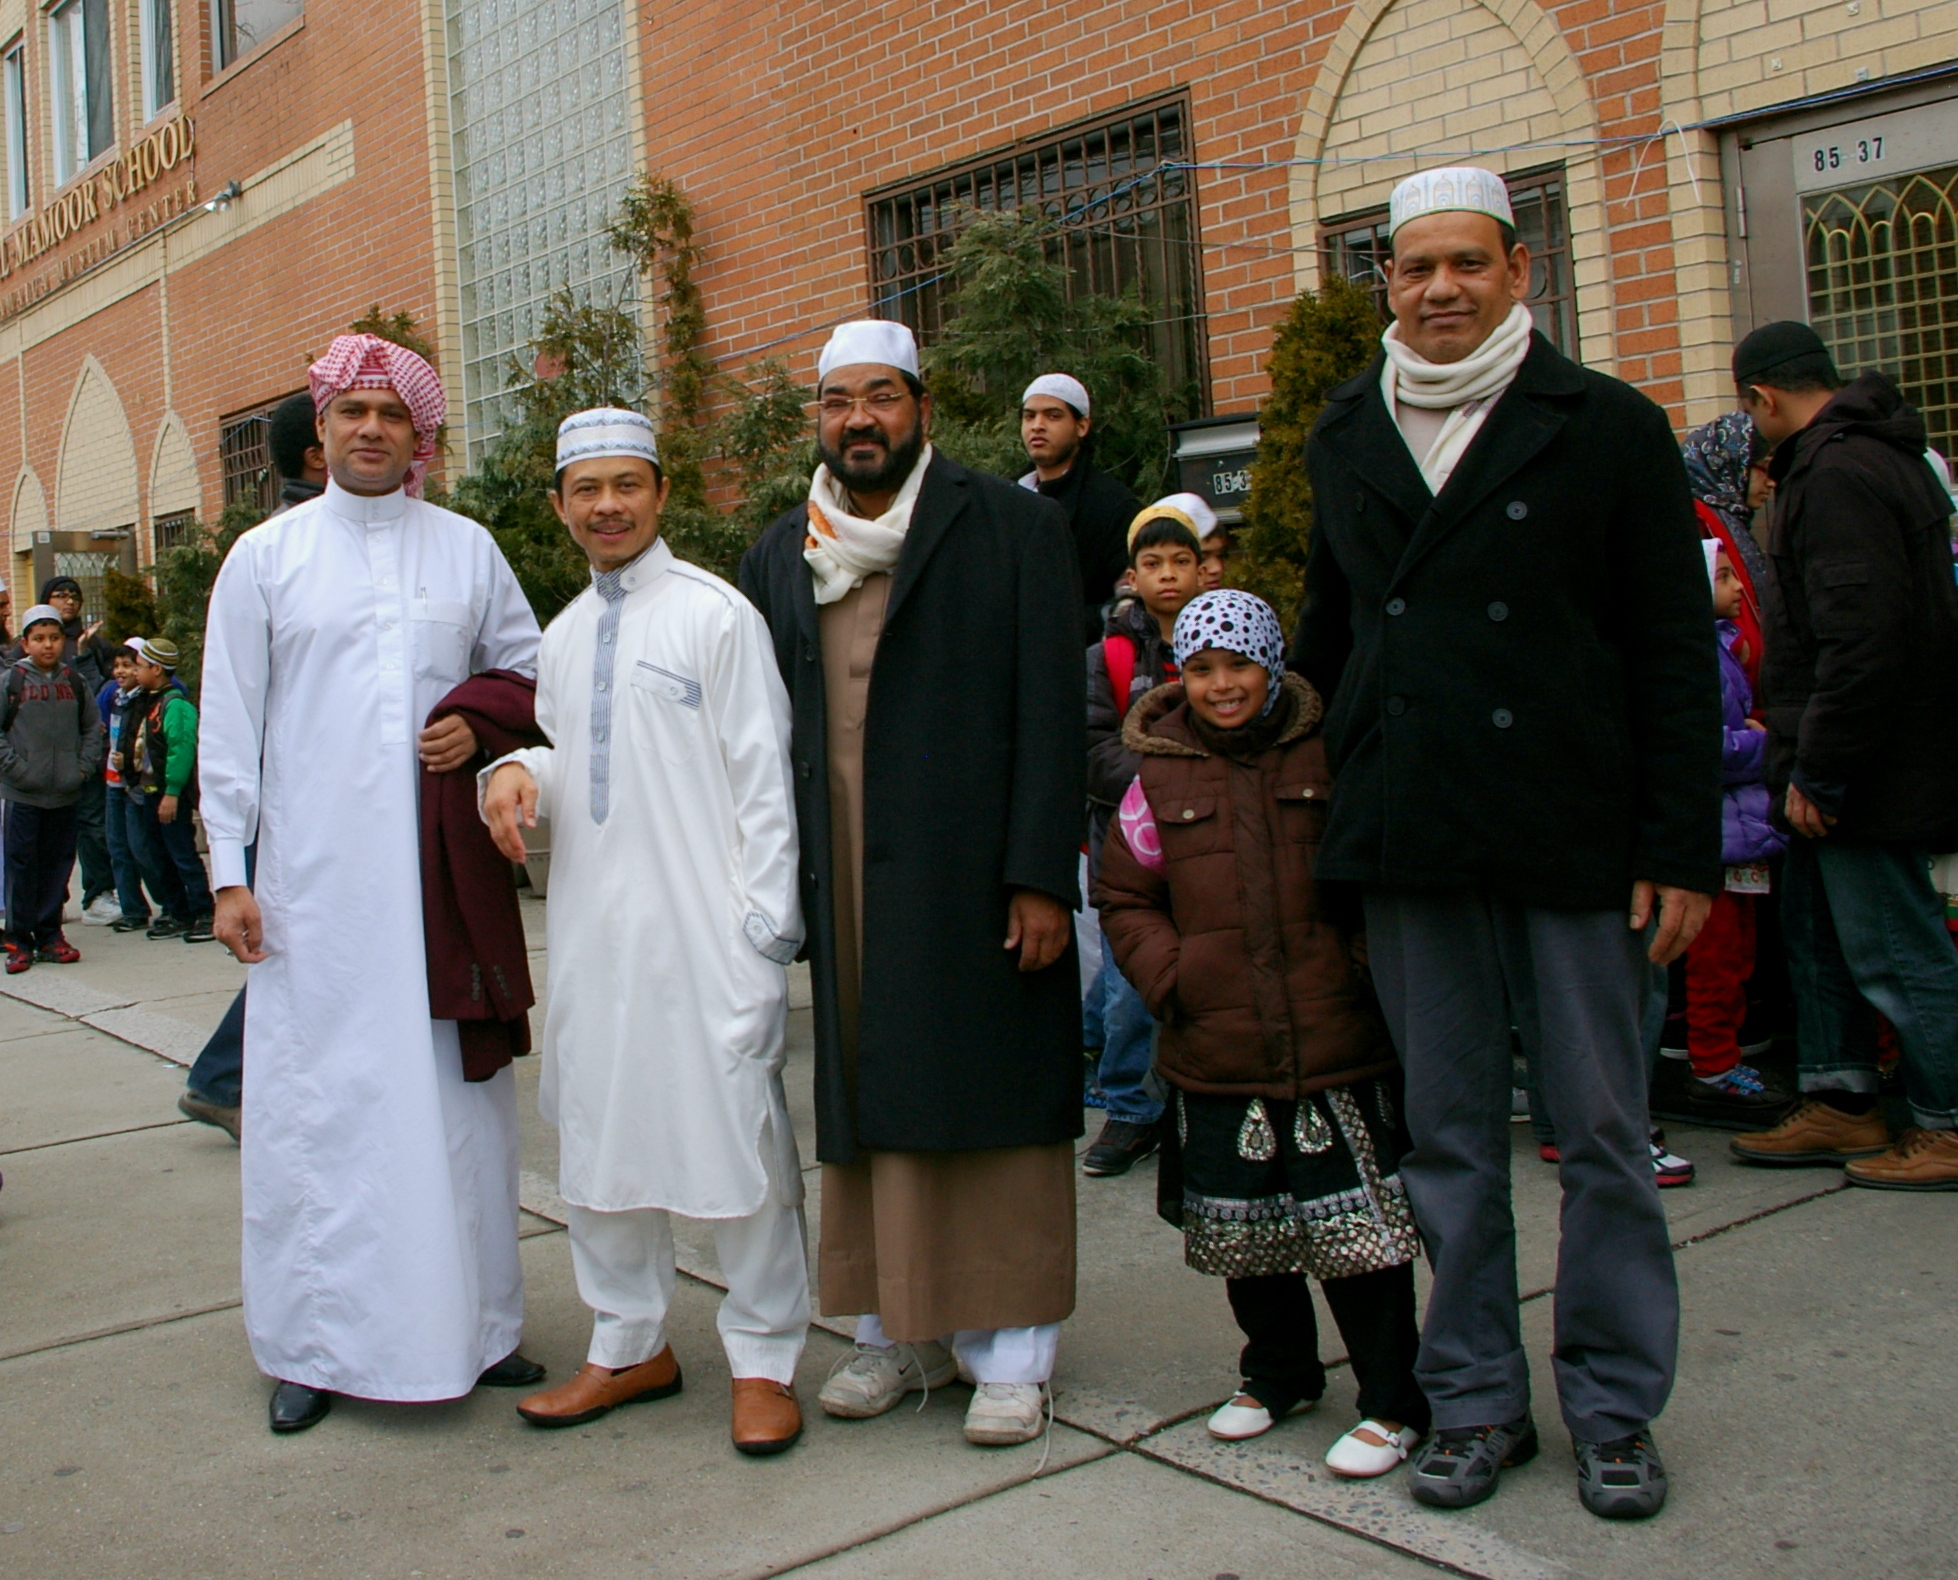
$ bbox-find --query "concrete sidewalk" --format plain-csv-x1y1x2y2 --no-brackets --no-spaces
1,894,1953,1579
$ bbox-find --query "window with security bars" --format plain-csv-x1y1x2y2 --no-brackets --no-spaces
865,97,1208,409
152,509,193,556
1803,162,1958,460
219,406,278,516
1319,166,1578,356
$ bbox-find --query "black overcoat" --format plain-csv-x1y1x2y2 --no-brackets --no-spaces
1291,333,1722,910
1027,457,1139,641
1759,371,1958,849
738,451,1087,1164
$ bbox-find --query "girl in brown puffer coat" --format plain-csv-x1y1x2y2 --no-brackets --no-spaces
1094,590,1429,1478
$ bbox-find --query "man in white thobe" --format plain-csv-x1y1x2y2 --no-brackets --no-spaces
202,334,544,1433
483,409,810,1456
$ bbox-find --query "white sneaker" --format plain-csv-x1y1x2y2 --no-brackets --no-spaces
817,1340,956,1419
1205,1391,1314,1441
1325,1418,1422,1477
962,1381,1048,1445
83,894,122,925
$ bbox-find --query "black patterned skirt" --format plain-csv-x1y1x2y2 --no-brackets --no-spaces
1156,1077,1422,1281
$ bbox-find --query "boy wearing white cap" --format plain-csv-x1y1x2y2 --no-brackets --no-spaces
1291,168,1720,1518
739,322,1086,1448
1018,372,1139,640
483,408,811,1456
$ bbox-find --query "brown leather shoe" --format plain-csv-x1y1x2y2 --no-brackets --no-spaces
1729,1098,1890,1166
1845,1126,1958,1191
731,1377,803,1456
516,1347,682,1427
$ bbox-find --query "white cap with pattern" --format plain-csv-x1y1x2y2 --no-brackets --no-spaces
1388,166,1515,237
555,407,659,473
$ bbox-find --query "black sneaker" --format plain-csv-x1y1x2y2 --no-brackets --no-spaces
1408,1416,1538,1509
1684,1063,1795,1129
146,916,189,940
109,914,151,933
1574,1430,1668,1519
1082,1117,1161,1177
184,915,217,943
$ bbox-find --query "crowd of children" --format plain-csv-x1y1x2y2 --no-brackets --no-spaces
0,579,214,971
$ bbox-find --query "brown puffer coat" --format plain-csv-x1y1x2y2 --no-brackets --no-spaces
1094,673,1397,1099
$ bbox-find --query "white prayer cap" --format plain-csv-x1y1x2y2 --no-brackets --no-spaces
555,407,659,474
1022,373,1090,418
1127,491,1219,549
125,636,150,661
817,320,920,383
19,603,63,632
1389,166,1515,237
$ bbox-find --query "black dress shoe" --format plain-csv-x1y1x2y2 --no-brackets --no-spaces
269,1380,333,1433
478,1352,546,1388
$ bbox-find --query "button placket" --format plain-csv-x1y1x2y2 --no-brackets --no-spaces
368,525,408,745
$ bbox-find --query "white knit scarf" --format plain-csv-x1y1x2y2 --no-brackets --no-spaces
1380,302,1533,493
803,444,934,606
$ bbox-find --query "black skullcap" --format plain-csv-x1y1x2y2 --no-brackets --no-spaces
39,575,82,602
1733,321,1829,385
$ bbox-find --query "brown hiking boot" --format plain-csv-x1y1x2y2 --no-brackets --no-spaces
1729,1098,1890,1166
1844,1127,1958,1191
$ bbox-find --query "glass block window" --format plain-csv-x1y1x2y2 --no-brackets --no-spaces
152,509,193,556
1804,162,1958,459
446,0,636,465
219,405,277,516
865,97,1209,409
1320,164,1577,356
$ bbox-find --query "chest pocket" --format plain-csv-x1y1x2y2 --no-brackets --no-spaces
630,660,703,764
1155,794,1227,858
1274,781,1330,844
410,598,474,682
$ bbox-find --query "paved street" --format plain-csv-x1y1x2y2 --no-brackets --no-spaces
2,889,1953,1579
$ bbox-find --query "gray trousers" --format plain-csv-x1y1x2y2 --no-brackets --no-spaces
1362,887,1678,1443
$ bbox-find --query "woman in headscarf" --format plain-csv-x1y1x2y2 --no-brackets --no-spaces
1681,413,1770,681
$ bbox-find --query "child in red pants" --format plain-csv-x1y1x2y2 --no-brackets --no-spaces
1684,544,1792,1125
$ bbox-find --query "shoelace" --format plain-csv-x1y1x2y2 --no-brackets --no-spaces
972,1382,1056,1475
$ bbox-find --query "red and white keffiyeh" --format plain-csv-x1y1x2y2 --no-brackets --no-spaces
308,333,446,498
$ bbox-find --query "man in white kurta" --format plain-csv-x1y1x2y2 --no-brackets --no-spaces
201,335,543,1432
483,409,810,1456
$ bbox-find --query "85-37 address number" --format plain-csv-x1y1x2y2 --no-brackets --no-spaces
1814,136,1885,172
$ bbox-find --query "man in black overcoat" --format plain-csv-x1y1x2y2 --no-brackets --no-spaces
1017,373,1138,642
738,321,1085,1449
1726,322,1958,1188
1290,166,1719,1520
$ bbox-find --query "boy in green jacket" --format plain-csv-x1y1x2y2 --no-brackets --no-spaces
127,638,214,942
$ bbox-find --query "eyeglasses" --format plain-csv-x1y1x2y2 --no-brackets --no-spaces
817,391,910,417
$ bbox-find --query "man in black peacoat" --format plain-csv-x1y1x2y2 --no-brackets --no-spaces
738,452,1086,1165
1290,174,1720,1519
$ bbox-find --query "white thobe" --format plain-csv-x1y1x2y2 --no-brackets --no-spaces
199,479,541,1401
492,537,805,1220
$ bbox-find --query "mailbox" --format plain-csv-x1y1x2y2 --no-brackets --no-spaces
1169,414,1260,527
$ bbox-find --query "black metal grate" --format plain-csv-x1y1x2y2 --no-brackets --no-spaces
152,509,194,556
865,97,1208,408
219,406,277,516
1319,165,1578,356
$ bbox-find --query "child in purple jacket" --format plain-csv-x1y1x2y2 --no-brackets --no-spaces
1682,543,1793,1124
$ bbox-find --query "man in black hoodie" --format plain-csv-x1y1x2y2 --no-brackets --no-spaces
1729,323,1958,1190
1018,375,1138,643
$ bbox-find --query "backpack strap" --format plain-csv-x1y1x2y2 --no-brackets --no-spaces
1102,634,1137,719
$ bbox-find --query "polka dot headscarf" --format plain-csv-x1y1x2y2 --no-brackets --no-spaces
1172,589,1287,717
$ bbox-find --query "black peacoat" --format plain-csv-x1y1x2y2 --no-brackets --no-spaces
1290,333,1722,911
738,450,1087,1164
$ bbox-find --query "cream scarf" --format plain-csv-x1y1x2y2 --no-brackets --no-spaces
803,444,934,606
1380,301,1533,493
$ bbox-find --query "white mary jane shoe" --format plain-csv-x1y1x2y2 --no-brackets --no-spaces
1206,1391,1314,1442
1324,1419,1422,1477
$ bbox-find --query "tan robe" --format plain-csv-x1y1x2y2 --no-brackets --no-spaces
816,573,1076,1340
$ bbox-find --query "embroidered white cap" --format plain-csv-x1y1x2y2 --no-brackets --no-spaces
18,603,63,633
555,407,659,473
1021,373,1091,418
817,320,921,382
1388,166,1515,236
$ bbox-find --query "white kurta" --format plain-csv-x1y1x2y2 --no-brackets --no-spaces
495,537,804,1220
199,479,541,1401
